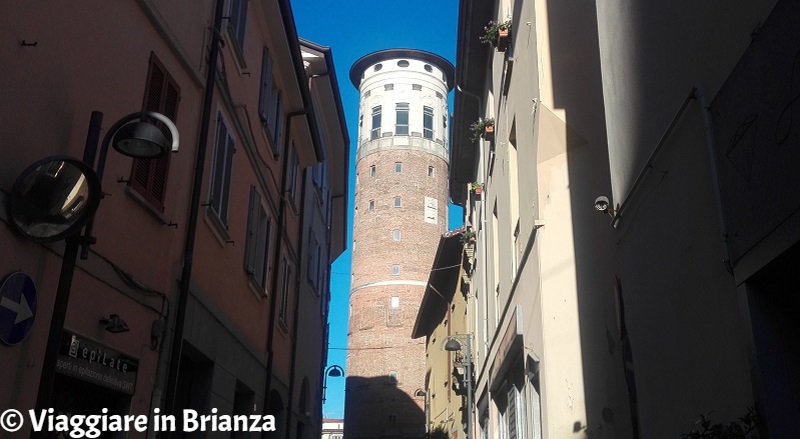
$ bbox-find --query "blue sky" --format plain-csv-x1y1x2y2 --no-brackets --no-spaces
290,0,462,419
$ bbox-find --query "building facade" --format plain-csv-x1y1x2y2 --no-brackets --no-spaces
448,0,798,438
411,229,470,439
0,1,348,438
345,49,454,439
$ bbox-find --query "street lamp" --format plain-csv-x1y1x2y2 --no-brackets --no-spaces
7,111,178,422
415,389,430,434
323,365,344,403
443,334,473,439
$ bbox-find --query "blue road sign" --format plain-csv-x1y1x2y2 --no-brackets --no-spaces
0,272,37,345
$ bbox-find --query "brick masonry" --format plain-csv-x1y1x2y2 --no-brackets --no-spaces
346,148,448,438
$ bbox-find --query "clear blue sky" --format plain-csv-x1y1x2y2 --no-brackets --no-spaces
290,0,462,419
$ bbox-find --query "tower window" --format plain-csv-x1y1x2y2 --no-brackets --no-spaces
393,196,402,207
424,64,433,72
395,103,409,135
436,91,443,99
428,166,434,177
374,63,383,71
371,106,381,140
412,84,422,91
384,84,394,91
392,230,401,241
395,162,402,173
369,165,376,177
368,200,375,211
390,296,400,308
423,106,434,140
391,265,400,275
364,90,371,98
397,60,409,67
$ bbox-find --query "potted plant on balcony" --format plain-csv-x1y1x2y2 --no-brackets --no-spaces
480,19,512,52
469,117,495,142
471,182,483,198
461,230,477,245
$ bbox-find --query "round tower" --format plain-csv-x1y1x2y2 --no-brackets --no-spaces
345,49,455,439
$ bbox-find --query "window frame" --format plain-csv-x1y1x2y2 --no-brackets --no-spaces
423,106,434,140
208,112,236,227
129,52,180,212
258,47,283,156
395,102,409,135
371,106,382,140
227,0,248,56
393,196,402,208
244,186,271,294
279,256,291,324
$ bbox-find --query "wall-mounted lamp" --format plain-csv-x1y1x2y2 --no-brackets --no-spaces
442,334,474,439
7,110,179,423
323,365,344,403
100,314,129,334
594,196,620,226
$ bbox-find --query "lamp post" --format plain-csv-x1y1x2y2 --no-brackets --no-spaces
323,365,344,403
443,334,473,439
7,111,178,424
415,389,430,435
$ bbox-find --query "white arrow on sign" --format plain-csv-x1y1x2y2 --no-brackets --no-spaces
1,295,34,324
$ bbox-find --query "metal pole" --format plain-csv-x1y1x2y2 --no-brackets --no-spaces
32,111,103,437
163,0,225,423
465,334,473,439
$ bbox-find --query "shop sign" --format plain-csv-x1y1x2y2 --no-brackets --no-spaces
56,330,138,395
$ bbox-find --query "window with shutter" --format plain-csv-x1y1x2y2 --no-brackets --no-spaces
259,48,283,156
209,113,236,226
130,52,180,212
228,0,248,53
244,186,271,293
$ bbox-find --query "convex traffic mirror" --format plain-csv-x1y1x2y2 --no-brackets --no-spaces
7,157,101,242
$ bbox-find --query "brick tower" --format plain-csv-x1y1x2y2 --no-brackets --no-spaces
345,49,454,439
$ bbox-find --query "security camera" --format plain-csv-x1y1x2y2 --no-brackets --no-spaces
594,196,610,212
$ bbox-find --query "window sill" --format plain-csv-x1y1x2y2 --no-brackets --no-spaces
260,121,280,158
125,187,170,225
285,191,300,215
226,25,247,70
277,318,289,334
247,275,269,300
204,207,231,246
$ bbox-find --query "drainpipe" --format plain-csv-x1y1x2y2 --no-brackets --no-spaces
285,168,309,439
695,83,734,275
262,109,306,433
162,0,224,425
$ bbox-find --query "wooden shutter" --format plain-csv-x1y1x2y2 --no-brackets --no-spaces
130,52,180,212
244,186,260,275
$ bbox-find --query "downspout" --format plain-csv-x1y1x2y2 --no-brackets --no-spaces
162,0,224,424
285,67,331,438
695,83,734,275
263,109,305,431
285,168,310,439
